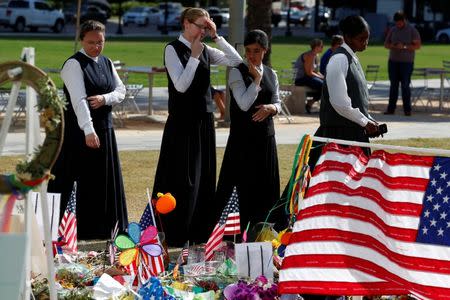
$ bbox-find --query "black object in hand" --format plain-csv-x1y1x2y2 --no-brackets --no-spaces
378,123,388,135
365,123,388,138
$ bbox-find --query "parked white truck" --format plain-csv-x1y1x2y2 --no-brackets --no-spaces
0,0,64,33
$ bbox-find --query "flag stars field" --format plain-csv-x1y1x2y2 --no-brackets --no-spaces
417,157,450,246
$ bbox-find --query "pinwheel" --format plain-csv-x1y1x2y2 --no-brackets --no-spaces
108,221,119,265
114,222,162,267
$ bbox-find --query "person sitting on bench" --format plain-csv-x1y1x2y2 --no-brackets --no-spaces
294,38,324,113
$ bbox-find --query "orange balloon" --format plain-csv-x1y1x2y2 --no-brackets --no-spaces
155,192,176,214
280,231,293,245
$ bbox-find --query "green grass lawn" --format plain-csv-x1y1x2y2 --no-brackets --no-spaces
2,139,450,222
1,37,449,88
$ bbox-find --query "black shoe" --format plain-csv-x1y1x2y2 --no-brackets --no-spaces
383,111,395,115
404,111,411,116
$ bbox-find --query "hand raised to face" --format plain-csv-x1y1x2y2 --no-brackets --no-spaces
205,18,217,38
248,63,262,83
191,35,204,58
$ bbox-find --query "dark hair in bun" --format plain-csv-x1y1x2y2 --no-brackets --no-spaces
244,29,269,49
339,15,369,38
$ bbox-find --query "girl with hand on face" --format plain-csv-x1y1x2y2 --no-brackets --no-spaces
150,7,242,247
48,20,128,239
214,29,286,233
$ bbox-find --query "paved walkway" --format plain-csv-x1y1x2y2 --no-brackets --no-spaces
1,79,449,155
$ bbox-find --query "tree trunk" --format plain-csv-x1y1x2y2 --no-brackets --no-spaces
246,0,272,66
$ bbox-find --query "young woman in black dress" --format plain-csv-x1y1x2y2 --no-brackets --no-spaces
48,20,128,239
215,29,285,233
152,7,242,247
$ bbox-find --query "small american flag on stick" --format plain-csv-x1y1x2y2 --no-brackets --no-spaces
177,240,189,265
205,186,240,261
58,182,78,253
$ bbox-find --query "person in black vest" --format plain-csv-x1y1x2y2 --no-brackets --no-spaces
48,20,128,240
153,7,242,247
308,15,383,171
215,29,285,234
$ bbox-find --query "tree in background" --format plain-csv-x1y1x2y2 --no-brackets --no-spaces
246,0,272,66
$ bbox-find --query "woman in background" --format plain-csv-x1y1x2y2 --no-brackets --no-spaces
294,38,324,113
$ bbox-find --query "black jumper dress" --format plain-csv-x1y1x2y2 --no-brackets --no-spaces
152,40,217,247
309,46,371,170
215,63,284,233
48,52,128,240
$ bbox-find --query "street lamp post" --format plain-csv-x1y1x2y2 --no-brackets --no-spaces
116,0,123,34
161,0,169,35
286,0,292,36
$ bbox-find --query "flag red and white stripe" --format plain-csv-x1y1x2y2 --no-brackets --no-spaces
279,143,450,299
205,186,240,261
177,241,189,265
139,189,165,277
148,252,164,276
58,182,78,253
224,211,240,235
205,223,226,261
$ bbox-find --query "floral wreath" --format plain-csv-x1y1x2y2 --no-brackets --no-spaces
0,61,65,194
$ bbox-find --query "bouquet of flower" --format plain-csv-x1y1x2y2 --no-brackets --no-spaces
223,275,278,300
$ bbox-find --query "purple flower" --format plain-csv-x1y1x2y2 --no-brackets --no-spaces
223,278,278,300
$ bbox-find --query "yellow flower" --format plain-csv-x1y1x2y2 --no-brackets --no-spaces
272,239,281,249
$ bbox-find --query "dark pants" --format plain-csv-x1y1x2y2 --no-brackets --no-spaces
387,60,414,113
295,76,323,101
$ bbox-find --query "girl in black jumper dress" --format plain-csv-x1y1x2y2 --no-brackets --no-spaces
151,8,242,247
215,30,285,234
48,20,128,240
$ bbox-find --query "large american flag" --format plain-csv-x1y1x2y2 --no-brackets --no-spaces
58,182,77,253
205,186,240,261
279,143,450,299
139,200,165,276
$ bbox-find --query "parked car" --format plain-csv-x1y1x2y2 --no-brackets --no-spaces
123,6,159,26
435,27,450,43
0,3,8,27
283,7,310,27
157,6,182,31
0,0,64,32
220,8,229,22
207,6,228,29
157,2,182,12
63,0,111,23
321,7,360,37
80,5,108,24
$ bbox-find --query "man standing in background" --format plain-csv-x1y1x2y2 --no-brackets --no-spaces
384,11,421,116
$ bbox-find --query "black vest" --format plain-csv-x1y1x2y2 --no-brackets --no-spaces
320,47,369,128
229,63,276,137
63,52,115,129
165,39,213,117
